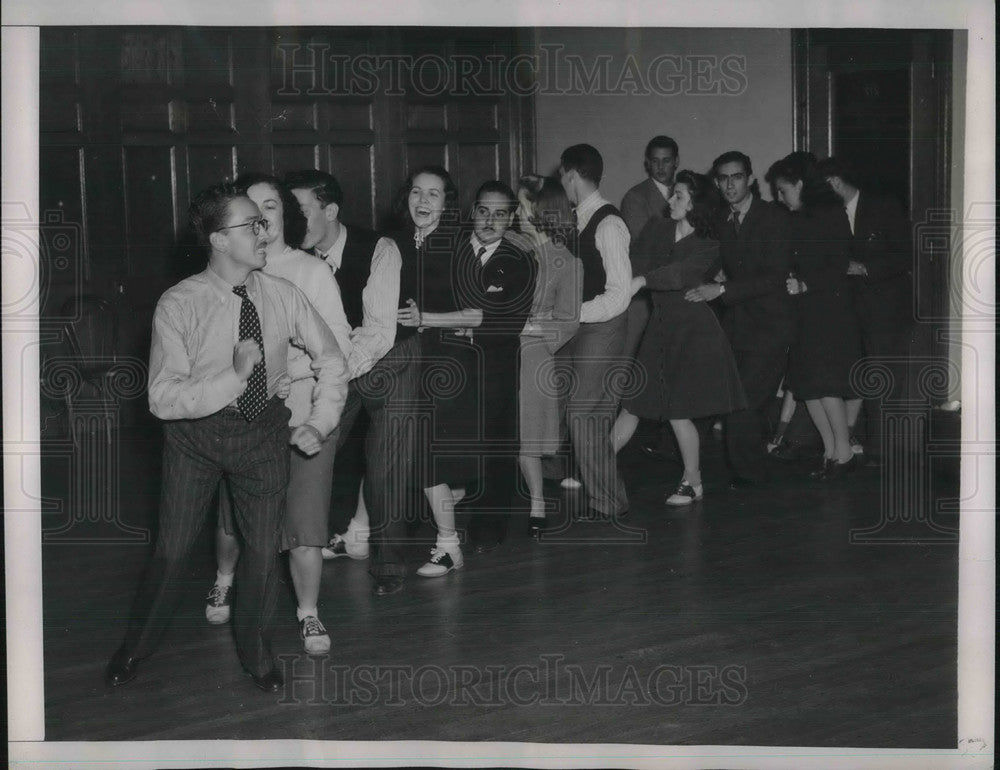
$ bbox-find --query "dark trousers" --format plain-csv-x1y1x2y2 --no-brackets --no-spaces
124,397,290,678
558,313,629,516
465,342,522,545
339,333,422,577
724,347,788,482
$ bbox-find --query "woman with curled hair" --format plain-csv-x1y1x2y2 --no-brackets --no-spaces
766,153,861,480
209,172,352,656
514,174,582,535
615,170,746,505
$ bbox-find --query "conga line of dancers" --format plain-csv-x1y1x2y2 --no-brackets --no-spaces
106,137,913,691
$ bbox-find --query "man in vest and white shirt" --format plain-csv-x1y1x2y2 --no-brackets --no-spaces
555,144,632,521
286,170,416,597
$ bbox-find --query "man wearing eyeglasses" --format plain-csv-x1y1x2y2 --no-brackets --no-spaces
106,183,348,693
686,150,793,488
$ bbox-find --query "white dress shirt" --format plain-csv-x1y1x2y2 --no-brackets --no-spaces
148,267,348,438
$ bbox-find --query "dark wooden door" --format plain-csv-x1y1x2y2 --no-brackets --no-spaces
39,26,536,424
792,29,954,358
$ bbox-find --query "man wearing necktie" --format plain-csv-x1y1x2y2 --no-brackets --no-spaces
455,181,537,552
106,183,348,692
686,151,793,487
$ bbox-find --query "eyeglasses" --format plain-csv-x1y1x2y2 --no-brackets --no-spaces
214,218,269,236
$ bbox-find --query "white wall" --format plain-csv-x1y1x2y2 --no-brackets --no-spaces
533,28,793,204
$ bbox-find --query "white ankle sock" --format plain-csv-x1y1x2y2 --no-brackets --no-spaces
345,519,370,542
216,570,234,588
296,606,319,622
436,533,461,552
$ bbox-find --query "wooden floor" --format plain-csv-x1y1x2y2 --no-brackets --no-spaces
40,422,959,747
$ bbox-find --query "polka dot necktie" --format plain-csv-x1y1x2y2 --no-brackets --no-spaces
232,284,268,422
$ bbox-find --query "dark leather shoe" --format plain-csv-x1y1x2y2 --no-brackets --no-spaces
809,458,833,479
528,517,547,537
106,644,139,687
820,456,856,481
248,666,284,693
473,539,503,555
373,575,404,596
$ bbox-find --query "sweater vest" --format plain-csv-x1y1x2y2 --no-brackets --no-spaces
334,226,380,330
579,203,619,302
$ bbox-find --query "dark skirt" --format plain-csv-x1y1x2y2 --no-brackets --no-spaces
626,293,746,420
787,288,862,400
417,329,482,486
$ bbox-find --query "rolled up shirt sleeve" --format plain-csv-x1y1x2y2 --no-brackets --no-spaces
347,236,400,378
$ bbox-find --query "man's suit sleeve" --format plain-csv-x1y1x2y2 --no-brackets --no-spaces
723,204,792,305
857,196,912,282
477,245,538,336
620,188,648,240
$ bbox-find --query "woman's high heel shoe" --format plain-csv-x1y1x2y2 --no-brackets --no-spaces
809,457,833,479
528,517,547,538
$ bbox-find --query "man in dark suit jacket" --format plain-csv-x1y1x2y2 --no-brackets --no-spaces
819,157,913,465
687,151,793,486
455,181,538,550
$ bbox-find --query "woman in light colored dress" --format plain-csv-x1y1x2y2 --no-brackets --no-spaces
210,173,352,656
515,174,582,535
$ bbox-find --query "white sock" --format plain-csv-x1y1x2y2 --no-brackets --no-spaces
216,570,234,588
345,518,370,543
296,606,319,622
436,533,461,552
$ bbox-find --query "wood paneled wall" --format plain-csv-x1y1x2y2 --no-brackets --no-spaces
39,26,535,406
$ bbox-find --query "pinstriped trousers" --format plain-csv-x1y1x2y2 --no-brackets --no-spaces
123,397,291,677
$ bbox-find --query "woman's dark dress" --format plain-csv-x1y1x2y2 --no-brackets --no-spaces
786,207,862,400
399,225,481,486
400,226,536,493
626,218,746,421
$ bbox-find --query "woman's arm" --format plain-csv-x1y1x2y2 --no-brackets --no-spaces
397,300,482,328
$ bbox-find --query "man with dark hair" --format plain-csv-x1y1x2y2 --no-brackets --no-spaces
556,144,631,519
818,156,913,466
686,150,793,487
458,180,537,553
106,183,348,691
285,169,415,596
620,135,679,239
